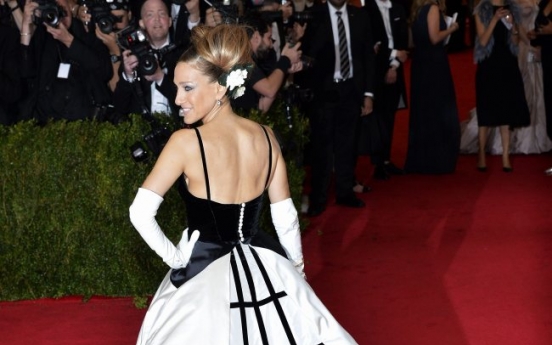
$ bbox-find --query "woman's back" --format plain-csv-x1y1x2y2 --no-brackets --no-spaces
180,114,277,205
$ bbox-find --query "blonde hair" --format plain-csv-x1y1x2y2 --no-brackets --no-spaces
410,0,446,24
178,24,253,84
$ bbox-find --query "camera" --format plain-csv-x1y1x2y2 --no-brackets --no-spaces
32,0,66,28
286,38,315,70
78,0,122,34
130,122,173,162
282,83,313,128
117,25,178,76
204,0,239,24
291,11,313,25
260,10,313,26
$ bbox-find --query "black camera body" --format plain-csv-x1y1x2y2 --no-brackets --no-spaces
213,2,240,24
260,10,313,26
292,11,313,25
33,0,66,28
79,0,121,34
117,25,158,75
282,83,313,128
130,123,173,162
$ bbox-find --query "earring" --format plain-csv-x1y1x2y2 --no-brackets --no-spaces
216,99,222,106
179,108,184,117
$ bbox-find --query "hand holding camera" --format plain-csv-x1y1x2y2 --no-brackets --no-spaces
43,18,73,46
493,5,510,22
282,41,302,65
122,49,139,80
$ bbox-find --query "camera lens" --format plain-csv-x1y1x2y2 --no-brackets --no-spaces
42,8,60,27
98,17,113,34
139,54,158,75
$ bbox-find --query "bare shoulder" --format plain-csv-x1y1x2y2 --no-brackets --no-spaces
166,127,199,154
241,118,282,153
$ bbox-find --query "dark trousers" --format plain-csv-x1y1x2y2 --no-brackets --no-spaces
309,80,360,206
370,81,401,166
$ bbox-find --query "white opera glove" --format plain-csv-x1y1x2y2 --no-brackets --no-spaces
129,188,200,269
270,198,306,279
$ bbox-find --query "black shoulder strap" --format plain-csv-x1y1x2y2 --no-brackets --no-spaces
193,127,211,200
260,125,272,189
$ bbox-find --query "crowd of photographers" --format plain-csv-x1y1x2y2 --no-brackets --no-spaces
0,0,314,126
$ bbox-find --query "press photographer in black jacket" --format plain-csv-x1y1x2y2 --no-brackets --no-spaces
18,0,112,123
113,0,185,123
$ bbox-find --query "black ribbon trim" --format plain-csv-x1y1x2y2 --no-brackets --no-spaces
230,245,299,345
230,251,249,345
235,244,269,345
230,291,287,308
249,246,297,345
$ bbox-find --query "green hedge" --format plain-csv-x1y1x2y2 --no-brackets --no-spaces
0,102,308,301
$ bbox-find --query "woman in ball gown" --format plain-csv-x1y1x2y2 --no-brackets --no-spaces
404,0,461,174
472,0,530,171
129,24,358,345
460,0,551,156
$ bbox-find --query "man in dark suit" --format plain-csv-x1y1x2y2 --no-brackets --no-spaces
298,0,375,216
167,0,204,48
364,0,408,179
113,0,185,124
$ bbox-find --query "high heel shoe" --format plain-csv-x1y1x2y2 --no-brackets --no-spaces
503,166,513,173
477,166,487,172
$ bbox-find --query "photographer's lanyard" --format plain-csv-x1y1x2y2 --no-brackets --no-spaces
56,43,71,79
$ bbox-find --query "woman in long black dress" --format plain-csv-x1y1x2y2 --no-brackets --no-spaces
405,0,461,174
528,0,552,175
474,0,529,172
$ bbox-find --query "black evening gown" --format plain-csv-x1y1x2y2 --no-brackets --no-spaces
476,8,530,128
405,4,460,174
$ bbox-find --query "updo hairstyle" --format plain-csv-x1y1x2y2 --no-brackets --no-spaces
178,24,254,85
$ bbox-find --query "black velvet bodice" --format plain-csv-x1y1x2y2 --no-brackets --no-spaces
170,125,286,288
183,189,264,244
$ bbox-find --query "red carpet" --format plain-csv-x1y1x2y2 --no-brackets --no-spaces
2,50,552,345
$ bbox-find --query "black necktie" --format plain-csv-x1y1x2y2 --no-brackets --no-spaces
336,11,350,79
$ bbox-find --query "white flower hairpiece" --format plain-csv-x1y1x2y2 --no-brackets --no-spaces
219,64,253,99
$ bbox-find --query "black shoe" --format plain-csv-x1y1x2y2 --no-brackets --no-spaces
383,162,405,175
373,166,390,180
307,204,326,217
353,181,372,193
477,166,487,172
503,166,513,173
336,196,366,208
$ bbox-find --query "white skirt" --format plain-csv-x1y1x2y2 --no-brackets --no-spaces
137,244,358,345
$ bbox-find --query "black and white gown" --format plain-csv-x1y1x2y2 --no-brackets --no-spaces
136,126,357,345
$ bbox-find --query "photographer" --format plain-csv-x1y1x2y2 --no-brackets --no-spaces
168,0,203,47
112,0,184,122
18,0,113,123
0,5,22,124
231,12,303,113
254,0,294,59
75,0,132,93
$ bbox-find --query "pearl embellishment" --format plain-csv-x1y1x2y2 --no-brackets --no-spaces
238,203,245,242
